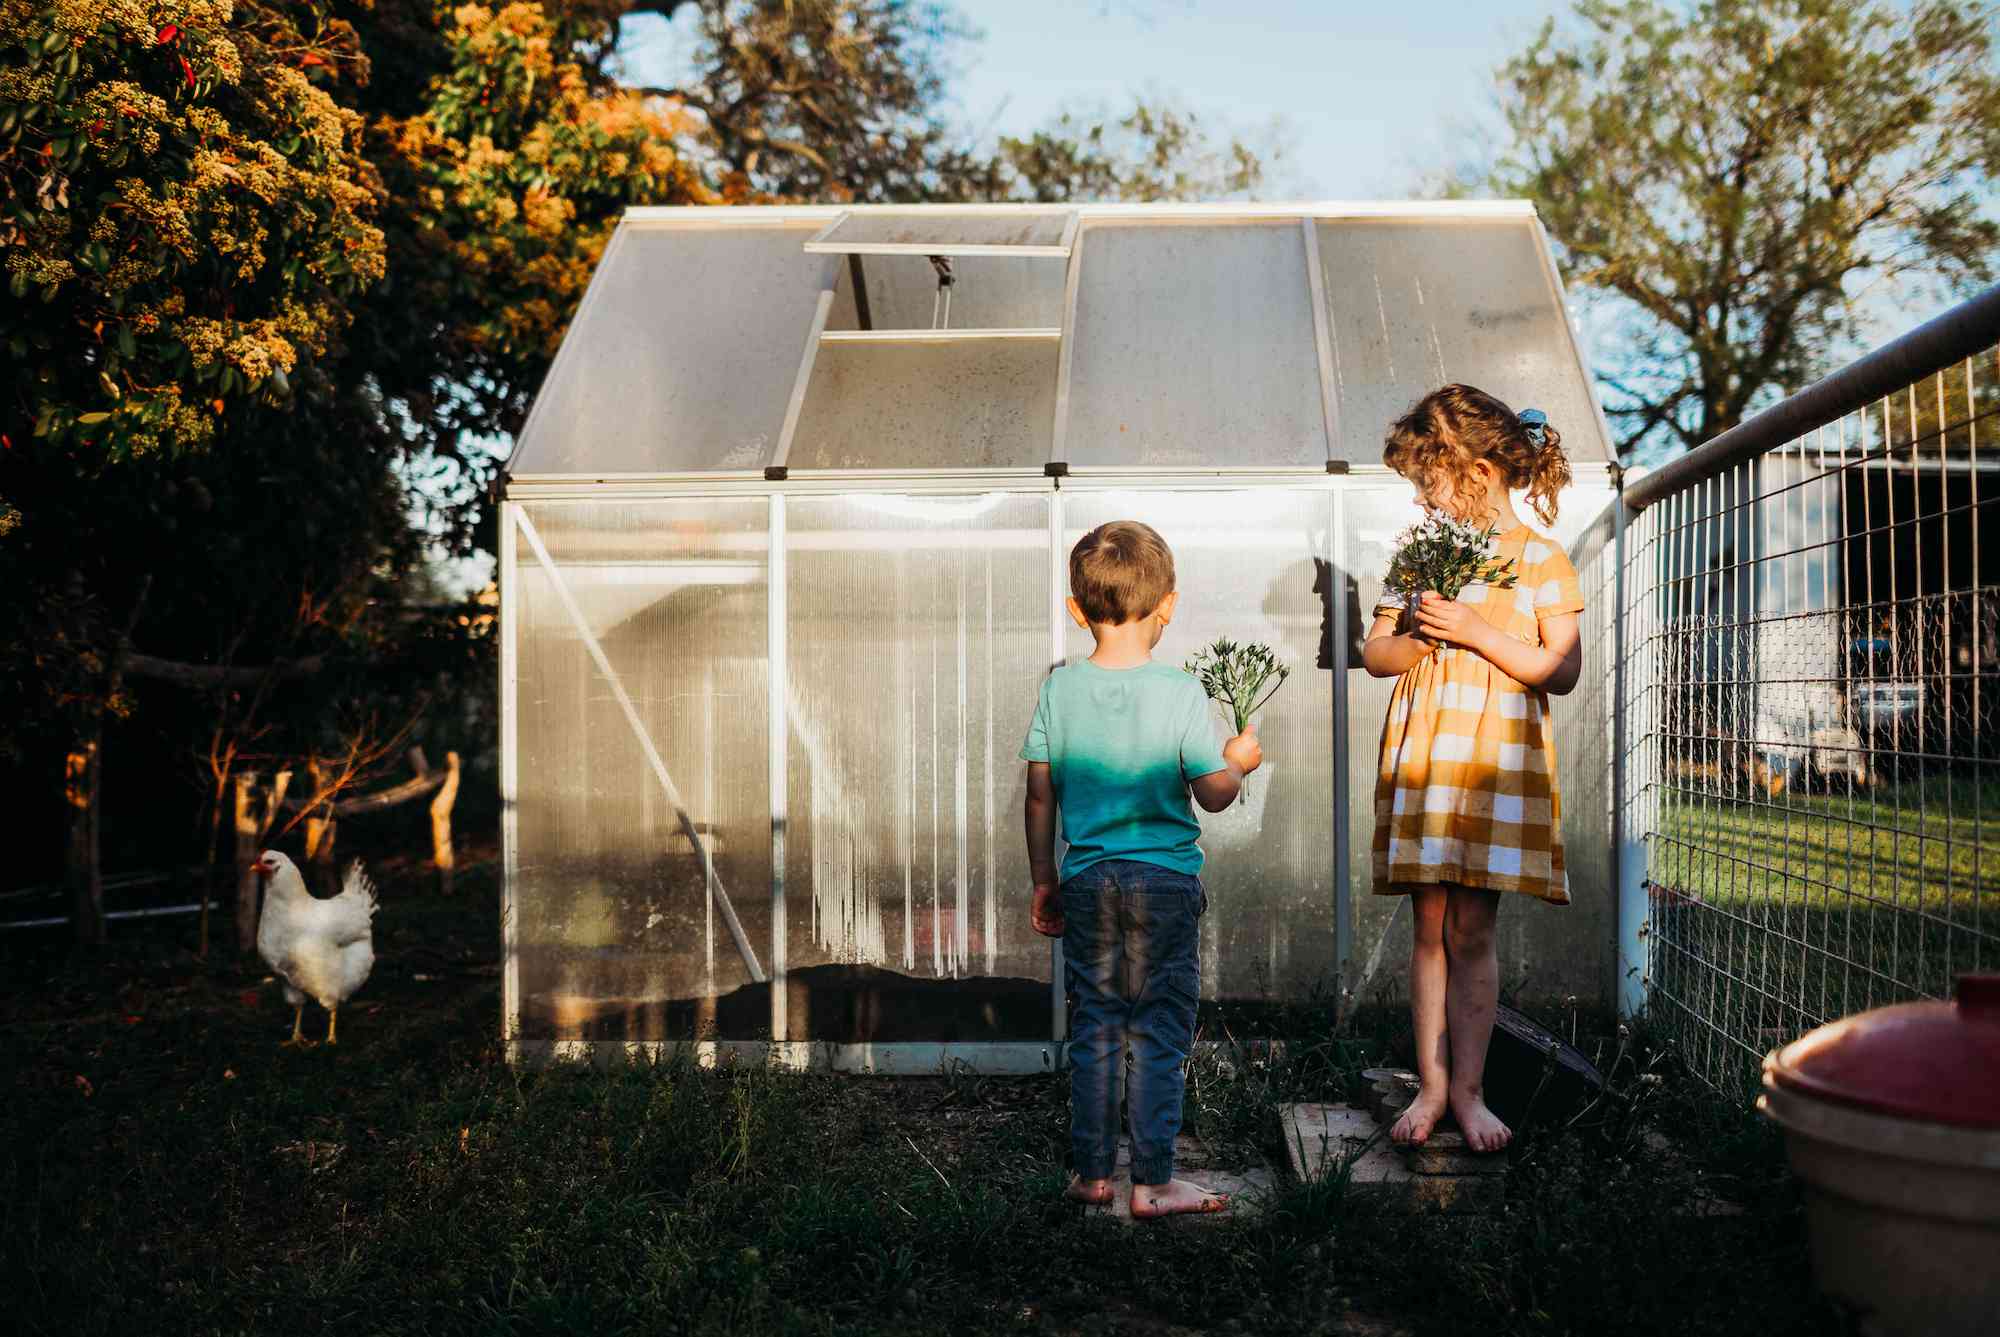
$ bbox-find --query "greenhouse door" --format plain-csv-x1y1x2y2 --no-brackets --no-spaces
774,493,1059,1070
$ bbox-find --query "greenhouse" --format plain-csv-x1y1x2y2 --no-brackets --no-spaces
499,202,1620,1069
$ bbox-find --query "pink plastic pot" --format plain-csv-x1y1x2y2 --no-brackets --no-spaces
1757,974,2000,1337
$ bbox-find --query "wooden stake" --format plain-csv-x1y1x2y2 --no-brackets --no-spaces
431,751,460,895
234,770,261,953
301,759,340,896
65,744,104,947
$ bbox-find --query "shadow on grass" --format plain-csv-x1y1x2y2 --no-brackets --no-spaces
0,872,1838,1337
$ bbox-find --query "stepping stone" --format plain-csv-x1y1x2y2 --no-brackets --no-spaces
1356,1071,1505,1173
1074,1134,1276,1225
1279,1102,1504,1215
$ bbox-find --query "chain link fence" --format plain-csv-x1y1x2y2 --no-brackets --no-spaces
1588,290,2000,1095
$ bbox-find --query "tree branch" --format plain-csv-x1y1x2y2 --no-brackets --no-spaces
124,653,326,689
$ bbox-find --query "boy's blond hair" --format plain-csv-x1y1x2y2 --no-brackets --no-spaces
1069,521,1175,626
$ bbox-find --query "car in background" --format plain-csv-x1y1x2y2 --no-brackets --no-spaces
1747,692,1871,796
1847,635,1926,756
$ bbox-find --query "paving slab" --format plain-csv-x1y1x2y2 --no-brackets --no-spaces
1280,1102,1504,1215
1074,1135,1277,1226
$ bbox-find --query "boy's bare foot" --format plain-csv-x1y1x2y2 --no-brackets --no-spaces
1449,1091,1512,1153
1389,1086,1449,1145
1065,1174,1114,1205
1130,1178,1230,1219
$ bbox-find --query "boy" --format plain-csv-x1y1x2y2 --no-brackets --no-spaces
1020,521,1263,1218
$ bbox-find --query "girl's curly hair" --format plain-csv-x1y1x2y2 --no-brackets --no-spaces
1383,383,1573,526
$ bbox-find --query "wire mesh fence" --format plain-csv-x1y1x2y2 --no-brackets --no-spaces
1604,312,2000,1096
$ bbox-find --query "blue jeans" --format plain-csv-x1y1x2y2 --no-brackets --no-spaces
1061,859,1205,1186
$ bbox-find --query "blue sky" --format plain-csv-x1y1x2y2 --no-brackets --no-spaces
617,1,1554,199
937,0,1551,197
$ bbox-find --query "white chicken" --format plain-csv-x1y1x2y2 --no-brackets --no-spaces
254,850,378,1047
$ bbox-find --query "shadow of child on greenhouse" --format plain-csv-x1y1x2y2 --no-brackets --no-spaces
1020,520,1263,1218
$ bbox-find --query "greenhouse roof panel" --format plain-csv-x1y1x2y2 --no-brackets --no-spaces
1059,221,1332,469
507,222,835,476
1315,216,1609,465
507,204,1611,480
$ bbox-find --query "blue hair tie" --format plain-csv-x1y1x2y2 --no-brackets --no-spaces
1518,407,1548,447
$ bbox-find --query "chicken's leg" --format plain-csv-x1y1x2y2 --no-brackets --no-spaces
281,1005,315,1048
326,1007,338,1046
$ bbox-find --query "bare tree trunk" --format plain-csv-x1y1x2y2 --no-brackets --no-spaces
65,743,104,947
431,751,461,895
199,749,230,959
65,575,150,948
200,782,222,958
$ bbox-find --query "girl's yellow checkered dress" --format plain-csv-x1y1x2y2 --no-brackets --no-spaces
1373,524,1583,904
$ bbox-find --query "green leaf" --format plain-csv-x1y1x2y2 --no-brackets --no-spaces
76,411,111,425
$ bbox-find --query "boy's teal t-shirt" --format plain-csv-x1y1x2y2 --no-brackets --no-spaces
1019,659,1230,883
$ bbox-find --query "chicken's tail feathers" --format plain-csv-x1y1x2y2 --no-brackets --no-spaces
342,860,380,917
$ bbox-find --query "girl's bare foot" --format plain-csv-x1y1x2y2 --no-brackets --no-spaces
1449,1091,1512,1153
1065,1174,1114,1205
1389,1086,1449,1145
1130,1179,1230,1219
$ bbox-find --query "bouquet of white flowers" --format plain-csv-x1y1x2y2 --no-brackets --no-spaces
1384,513,1517,635
1182,638,1287,826
1183,637,1290,735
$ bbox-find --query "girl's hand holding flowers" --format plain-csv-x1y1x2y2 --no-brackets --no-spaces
1413,592,1491,651
1384,513,1518,659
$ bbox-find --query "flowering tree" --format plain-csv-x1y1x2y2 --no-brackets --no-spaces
358,2,713,539
0,0,385,486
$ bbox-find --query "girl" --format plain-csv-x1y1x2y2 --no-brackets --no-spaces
1363,384,1583,1152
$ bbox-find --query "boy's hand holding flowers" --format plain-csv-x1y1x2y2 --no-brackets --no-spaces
1221,722,1263,778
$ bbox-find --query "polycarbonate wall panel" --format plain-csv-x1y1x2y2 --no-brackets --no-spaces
1315,218,1609,464
513,501,772,1041
1063,224,1329,468
782,494,1053,1041
824,254,1068,332
1340,485,1619,1007
510,225,833,474
1062,490,1339,1010
787,339,1056,470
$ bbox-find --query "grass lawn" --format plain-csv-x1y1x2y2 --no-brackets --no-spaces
1657,777,2000,918
2,854,1837,1336
1651,777,1999,1083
